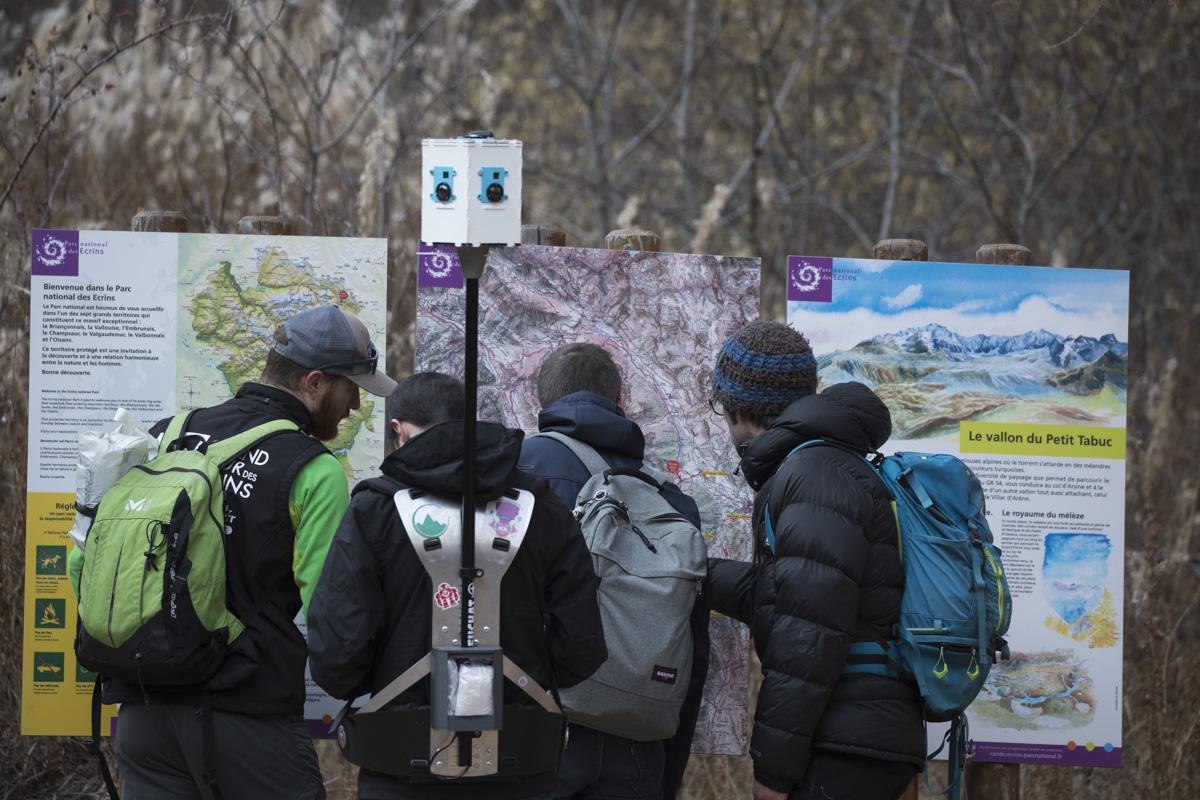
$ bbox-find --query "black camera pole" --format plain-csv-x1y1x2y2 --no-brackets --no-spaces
456,243,489,768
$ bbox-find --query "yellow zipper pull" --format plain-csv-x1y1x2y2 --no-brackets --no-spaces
933,646,949,679
966,648,980,680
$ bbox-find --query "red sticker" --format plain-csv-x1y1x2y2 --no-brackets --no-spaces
434,582,460,610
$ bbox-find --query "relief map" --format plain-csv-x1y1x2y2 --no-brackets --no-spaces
417,244,760,755
177,233,389,482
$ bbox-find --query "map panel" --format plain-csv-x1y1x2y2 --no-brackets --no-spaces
177,233,389,482
788,256,1129,767
417,244,759,755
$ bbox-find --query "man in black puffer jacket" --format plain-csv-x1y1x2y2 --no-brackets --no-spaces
707,321,925,800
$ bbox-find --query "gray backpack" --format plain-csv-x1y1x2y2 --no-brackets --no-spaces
533,433,707,741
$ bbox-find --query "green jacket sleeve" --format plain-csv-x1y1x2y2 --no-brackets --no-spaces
288,453,350,612
68,544,83,599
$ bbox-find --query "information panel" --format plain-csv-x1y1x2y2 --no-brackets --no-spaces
416,244,761,755
787,255,1128,767
22,229,387,736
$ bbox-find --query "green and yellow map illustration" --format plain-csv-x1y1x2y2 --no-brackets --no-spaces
177,234,388,482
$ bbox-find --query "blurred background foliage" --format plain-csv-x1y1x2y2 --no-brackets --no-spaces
1,0,1197,797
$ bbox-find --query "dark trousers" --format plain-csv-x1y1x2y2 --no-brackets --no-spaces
115,703,324,800
545,724,666,800
789,751,919,800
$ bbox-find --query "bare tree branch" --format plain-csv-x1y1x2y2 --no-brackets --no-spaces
0,8,223,214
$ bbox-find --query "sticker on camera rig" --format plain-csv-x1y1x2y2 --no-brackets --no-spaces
434,582,461,610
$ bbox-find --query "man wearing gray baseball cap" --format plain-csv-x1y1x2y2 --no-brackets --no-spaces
105,304,395,799
273,304,398,400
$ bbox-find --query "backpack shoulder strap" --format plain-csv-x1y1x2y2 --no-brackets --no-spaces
353,474,408,498
528,431,610,476
204,419,300,465
784,436,880,462
158,410,197,455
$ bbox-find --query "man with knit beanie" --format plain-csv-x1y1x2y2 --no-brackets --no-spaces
708,320,925,800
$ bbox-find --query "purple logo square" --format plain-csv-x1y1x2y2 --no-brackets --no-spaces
787,255,833,302
418,243,463,288
31,229,79,277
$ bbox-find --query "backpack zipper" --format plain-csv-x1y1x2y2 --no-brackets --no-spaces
132,464,222,532
629,523,658,554
981,546,1006,634
592,497,659,553
107,545,124,647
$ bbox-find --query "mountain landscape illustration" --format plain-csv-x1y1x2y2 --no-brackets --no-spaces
818,323,1127,438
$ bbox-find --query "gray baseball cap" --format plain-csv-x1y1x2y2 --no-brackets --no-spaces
273,306,397,397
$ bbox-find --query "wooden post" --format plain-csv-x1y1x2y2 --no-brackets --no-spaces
604,228,661,252
232,209,355,792
876,236,932,800
976,244,1032,267
131,210,192,233
962,240,1032,800
883,240,1030,800
521,223,567,246
106,208,196,788
873,238,928,261
236,215,306,236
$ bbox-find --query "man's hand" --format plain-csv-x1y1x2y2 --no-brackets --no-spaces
752,780,789,800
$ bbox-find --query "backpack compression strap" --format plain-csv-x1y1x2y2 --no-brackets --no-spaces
842,641,900,680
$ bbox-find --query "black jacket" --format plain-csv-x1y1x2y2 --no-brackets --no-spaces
708,382,925,792
307,420,607,799
108,383,330,715
518,391,711,800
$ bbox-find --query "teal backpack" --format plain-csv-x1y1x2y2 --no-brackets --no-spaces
74,412,297,800
768,442,1011,799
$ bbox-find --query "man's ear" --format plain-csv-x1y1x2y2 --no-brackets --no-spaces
389,418,403,444
393,420,419,447
299,370,325,396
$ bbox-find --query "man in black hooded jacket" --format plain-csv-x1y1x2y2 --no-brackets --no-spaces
517,343,710,800
708,321,925,800
307,372,608,800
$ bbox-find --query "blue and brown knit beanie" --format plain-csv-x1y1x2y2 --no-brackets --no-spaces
713,320,817,420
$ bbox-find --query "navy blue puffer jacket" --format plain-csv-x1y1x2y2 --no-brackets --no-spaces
708,382,925,793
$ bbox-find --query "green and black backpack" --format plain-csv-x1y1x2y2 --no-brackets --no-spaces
74,411,296,798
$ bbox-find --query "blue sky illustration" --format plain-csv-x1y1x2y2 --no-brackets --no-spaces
788,257,1130,355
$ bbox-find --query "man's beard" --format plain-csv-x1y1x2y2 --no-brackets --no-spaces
311,388,347,441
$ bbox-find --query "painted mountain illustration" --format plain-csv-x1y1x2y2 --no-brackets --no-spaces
818,324,1127,438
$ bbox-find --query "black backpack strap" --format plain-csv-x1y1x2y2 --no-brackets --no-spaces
352,475,409,498
199,690,224,800
601,467,662,489
159,409,203,454
89,679,120,800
